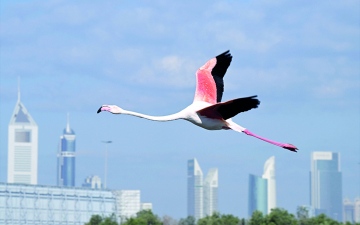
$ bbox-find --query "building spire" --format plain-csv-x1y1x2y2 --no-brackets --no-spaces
66,113,71,133
17,77,21,102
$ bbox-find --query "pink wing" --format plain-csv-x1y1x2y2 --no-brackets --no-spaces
193,57,218,104
193,51,232,104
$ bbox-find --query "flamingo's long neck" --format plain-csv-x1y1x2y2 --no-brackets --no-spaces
122,110,183,122
243,129,285,147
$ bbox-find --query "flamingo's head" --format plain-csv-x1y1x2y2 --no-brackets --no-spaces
97,105,124,114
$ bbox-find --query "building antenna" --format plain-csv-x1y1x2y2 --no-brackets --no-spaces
66,113,71,133
17,76,21,102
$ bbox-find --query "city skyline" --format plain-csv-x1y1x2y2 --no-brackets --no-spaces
0,0,359,219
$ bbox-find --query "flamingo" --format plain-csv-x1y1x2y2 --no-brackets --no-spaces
97,50,298,152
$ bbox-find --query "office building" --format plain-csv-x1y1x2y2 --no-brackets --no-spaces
187,158,204,220
262,156,276,213
248,156,276,216
203,168,218,216
82,175,102,189
187,158,219,220
57,114,76,187
114,190,141,220
310,152,342,221
0,183,146,224
248,174,267,216
343,198,354,223
141,203,153,211
7,89,38,185
355,198,360,223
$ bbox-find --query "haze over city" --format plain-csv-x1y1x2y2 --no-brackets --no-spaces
0,0,359,220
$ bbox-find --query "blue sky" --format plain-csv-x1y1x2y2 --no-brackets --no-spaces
0,0,359,219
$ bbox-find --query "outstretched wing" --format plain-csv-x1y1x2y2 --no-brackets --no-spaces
198,96,260,120
193,50,232,104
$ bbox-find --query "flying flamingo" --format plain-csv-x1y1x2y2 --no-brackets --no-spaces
97,50,298,152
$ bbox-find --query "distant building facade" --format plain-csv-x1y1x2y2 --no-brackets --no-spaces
141,203,153,211
82,175,102,189
187,158,218,220
114,190,141,220
203,168,218,216
310,152,342,221
355,198,360,223
187,158,204,220
0,183,147,224
342,197,360,223
7,91,38,185
57,114,76,187
248,156,276,217
343,198,355,223
262,156,276,213
248,174,267,216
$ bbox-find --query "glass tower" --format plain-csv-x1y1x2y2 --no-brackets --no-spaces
203,168,218,216
7,89,38,185
57,114,76,187
248,156,276,216
310,152,342,221
187,158,203,220
248,174,268,216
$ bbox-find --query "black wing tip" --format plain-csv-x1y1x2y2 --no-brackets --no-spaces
216,50,232,59
97,107,102,113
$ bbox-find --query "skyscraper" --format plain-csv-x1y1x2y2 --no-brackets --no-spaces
310,152,342,221
354,198,360,223
7,88,38,184
343,198,354,223
248,156,276,216
248,174,267,216
57,114,76,187
203,168,218,216
262,156,276,213
187,158,203,220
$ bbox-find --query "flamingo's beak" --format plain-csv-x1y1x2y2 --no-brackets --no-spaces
97,106,111,113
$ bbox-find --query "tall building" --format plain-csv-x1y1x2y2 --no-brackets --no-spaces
343,198,354,223
248,174,267,216
57,114,76,187
262,156,276,213
310,152,342,221
187,158,204,220
248,156,276,216
7,89,38,185
355,198,360,223
203,168,218,216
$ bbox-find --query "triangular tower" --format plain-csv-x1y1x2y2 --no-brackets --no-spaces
7,82,38,184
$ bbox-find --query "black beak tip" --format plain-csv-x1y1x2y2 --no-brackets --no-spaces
97,107,102,114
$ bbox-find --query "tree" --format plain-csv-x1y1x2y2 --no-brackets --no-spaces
122,210,162,225
249,210,266,225
85,214,119,225
85,215,103,225
266,208,297,225
197,212,240,225
307,213,342,225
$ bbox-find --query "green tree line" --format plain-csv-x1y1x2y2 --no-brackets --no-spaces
85,207,360,225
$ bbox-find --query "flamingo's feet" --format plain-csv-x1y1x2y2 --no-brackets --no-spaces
282,144,298,152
